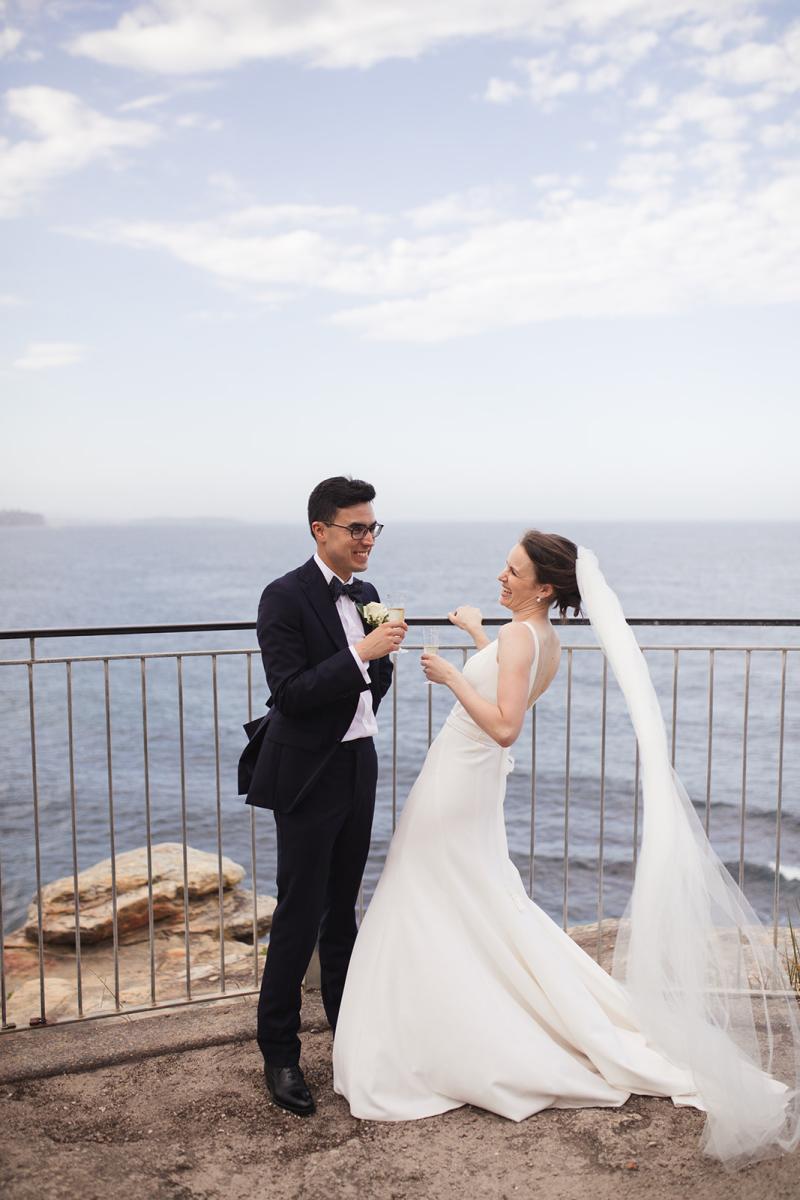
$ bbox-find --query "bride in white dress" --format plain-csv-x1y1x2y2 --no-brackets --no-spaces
332,532,800,1167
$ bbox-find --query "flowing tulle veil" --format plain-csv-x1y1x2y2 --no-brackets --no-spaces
575,546,800,1167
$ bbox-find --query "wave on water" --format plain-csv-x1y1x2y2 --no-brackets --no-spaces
509,853,800,886
770,861,800,883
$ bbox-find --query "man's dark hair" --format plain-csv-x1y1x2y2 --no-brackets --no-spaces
307,476,376,537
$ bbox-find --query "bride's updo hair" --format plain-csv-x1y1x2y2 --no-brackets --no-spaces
520,531,582,623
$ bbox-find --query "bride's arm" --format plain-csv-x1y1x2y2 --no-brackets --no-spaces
447,605,490,650
422,622,534,748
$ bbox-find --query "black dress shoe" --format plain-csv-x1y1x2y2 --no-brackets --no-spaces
264,1063,316,1117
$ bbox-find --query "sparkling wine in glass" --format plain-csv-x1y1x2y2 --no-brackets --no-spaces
422,627,439,656
386,600,407,654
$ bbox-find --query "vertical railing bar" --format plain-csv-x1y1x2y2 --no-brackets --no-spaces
562,648,572,931
772,650,787,947
528,706,536,897
103,658,120,1010
177,656,191,1000
671,649,679,768
28,660,46,1024
596,657,608,964
391,658,398,831
739,650,751,893
66,661,83,1017
140,657,156,1006
705,649,715,836
247,653,259,986
212,654,226,993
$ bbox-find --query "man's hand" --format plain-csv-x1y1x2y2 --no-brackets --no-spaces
356,620,408,662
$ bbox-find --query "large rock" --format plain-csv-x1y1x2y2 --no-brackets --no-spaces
153,887,276,942
5,845,278,1026
24,844,246,944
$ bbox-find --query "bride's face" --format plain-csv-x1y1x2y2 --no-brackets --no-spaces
498,544,537,611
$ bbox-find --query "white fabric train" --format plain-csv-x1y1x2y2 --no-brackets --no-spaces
576,545,800,1166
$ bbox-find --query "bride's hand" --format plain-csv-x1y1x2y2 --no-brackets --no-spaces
448,605,483,635
421,652,457,687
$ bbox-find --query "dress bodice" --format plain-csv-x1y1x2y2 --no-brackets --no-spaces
445,621,540,748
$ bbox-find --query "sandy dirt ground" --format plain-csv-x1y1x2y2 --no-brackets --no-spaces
0,993,798,1200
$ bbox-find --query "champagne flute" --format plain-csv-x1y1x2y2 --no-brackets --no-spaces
422,626,439,656
386,599,407,655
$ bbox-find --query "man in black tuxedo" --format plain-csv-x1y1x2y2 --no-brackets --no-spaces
239,476,405,1116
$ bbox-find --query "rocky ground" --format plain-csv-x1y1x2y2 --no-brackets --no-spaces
3,844,276,1027
1,992,798,1200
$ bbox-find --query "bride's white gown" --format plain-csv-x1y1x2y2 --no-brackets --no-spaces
333,621,703,1121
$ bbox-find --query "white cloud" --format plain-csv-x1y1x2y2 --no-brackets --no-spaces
487,23,659,106
701,23,800,94
227,203,370,230
0,86,160,217
523,55,581,106
484,77,523,104
586,63,623,92
329,175,800,340
13,340,86,369
571,29,658,69
760,117,800,148
675,16,765,53
118,92,171,112
175,111,222,131
0,291,24,306
0,25,22,57
610,151,677,195
406,190,501,230
67,160,800,343
634,83,660,107
649,86,752,142
206,169,250,204
66,0,753,74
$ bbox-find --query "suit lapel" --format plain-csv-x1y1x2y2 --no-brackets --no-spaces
297,557,348,652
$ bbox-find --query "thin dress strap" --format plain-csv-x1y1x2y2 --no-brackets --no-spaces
522,620,541,704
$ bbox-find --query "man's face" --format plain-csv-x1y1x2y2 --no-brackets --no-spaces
312,501,377,578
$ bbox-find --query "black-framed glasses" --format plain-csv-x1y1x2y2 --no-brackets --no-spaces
325,521,384,541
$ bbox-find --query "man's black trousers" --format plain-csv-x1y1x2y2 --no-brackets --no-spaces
257,736,378,1066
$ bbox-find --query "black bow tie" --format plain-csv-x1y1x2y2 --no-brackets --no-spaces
329,576,364,603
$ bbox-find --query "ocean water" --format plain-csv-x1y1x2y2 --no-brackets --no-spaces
1,520,799,935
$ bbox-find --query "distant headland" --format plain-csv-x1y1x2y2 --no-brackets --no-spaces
0,509,45,527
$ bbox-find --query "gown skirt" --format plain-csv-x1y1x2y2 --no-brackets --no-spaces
332,629,704,1121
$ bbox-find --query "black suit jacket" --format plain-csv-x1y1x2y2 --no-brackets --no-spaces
239,556,393,812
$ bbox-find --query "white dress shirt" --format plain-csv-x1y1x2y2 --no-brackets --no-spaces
313,553,378,741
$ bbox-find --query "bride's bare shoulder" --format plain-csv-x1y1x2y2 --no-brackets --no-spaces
497,620,537,660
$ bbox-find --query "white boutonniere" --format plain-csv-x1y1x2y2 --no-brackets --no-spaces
358,601,389,629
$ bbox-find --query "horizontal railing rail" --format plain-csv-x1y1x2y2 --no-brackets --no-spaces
1,616,800,645
1,618,797,1035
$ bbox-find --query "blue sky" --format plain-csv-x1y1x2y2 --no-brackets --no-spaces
1,1,798,521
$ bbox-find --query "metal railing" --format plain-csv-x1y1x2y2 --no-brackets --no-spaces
0,617,797,1033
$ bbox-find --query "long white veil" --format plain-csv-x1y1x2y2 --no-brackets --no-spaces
576,546,800,1167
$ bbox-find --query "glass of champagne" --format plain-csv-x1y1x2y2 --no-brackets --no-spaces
386,600,407,655
422,626,439,656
